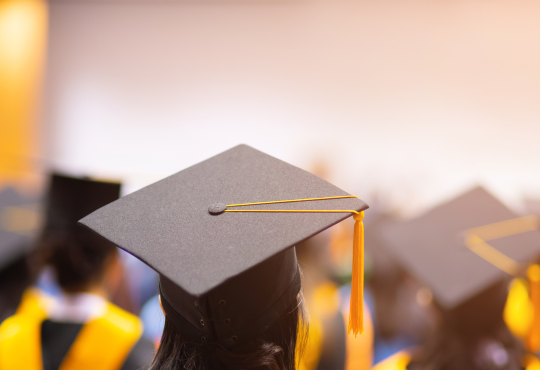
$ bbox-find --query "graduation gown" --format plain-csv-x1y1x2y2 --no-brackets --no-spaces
0,289,154,370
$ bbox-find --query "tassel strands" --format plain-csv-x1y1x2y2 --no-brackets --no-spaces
349,211,365,337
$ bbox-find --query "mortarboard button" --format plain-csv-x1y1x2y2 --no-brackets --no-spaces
208,203,227,215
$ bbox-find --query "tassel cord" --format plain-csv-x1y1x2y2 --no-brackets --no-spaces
223,195,366,337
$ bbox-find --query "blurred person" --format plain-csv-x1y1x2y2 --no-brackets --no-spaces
76,145,371,370
364,214,436,363
372,187,540,370
296,233,374,370
0,174,154,370
0,186,41,322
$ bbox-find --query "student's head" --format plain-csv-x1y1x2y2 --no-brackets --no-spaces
153,298,305,370
36,173,122,293
39,227,120,293
151,248,307,370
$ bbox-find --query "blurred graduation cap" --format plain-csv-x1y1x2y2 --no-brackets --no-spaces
43,173,122,234
525,199,540,217
0,187,41,270
377,187,540,333
80,144,369,347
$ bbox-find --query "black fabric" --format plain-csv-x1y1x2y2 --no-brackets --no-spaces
0,255,31,323
316,310,347,370
160,247,301,349
44,174,121,233
120,336,155,370
79,144,367,297
40,320,153,370
40,320,83,370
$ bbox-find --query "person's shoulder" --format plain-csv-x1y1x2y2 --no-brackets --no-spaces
0,311,42,341
120,335,156,370
101,302,143,335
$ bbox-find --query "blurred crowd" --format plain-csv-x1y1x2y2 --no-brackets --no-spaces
2,0,540,368
1,164,539,370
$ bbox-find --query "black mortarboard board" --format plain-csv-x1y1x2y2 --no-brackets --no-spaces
378,187,540,315
0,187,41,270
43,173,121,234
80,144,368,347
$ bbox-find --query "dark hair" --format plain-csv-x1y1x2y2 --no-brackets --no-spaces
150,297,308,370
36,228,117,292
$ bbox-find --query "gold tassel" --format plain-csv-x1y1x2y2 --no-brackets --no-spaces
348,211,365,336
526,264,540,352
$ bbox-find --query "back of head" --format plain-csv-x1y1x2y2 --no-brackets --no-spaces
152,248,307,370
39,227,117,292
152,300,305,370
35,173,121,292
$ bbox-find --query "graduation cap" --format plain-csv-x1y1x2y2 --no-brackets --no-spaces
79,144,369,348
377,187,540,334
43,173,122,234
0,187,41,270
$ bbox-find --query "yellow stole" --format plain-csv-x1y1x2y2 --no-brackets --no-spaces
0,302,142,370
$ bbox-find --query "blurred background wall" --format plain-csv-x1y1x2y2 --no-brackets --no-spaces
41,0,540,214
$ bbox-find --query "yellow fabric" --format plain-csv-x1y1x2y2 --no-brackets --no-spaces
504,268,540,353
524,354,540,370
0,301,142,370
58,303,142,370
15,288,53,319
526,265,540,352
371,351,411,370
504,278,534,339
0,314,43,370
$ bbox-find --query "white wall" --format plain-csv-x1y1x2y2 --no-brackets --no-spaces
44,0,540,215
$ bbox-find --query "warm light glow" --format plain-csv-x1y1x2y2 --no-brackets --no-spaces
504,278,533,339
0,0,47,188
416,287,433,307
0,1,38,77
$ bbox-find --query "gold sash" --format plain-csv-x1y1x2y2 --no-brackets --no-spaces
0,301,142,370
